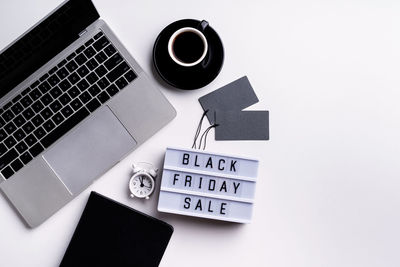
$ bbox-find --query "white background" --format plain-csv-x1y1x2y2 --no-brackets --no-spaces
1,0,400,266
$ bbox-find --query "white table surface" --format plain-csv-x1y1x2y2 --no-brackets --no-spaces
1,0,400,266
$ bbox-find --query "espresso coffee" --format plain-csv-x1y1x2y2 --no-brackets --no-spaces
172,31,205,64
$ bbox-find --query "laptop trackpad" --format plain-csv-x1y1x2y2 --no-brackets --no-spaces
43,106,137,194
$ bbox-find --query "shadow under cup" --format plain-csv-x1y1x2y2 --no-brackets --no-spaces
168,27,208,68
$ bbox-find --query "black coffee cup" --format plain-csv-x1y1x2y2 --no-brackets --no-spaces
167,20,209,67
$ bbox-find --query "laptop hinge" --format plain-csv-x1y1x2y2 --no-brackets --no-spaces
79,29,88,37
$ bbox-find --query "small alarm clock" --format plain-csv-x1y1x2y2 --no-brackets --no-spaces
129,163,158,200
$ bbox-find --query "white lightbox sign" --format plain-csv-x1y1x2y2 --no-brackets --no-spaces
157,147,259,223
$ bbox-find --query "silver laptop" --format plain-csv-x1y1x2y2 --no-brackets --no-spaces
0,0,176,228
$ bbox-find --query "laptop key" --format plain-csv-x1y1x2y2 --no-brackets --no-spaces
25,134,37,146
3,102,12,110
115,77,128,90
48,74,60,86
13,129,26,142
4,136,17,149
97,91,110,104
41,93,53,105
83,47,96,58
11,159,23,172
87,98,101,112
29,143,44,157
86,58,99,71
70,99,83,111
33,127,46,140
104,53,123,70
124,70,137,82
0,117,5,128
32,115,44,127
88,84,100,97
22,121,34,134
30,81,40,89
41,107,90,148
22,107,35,120
68,72,80,85
13,115,26,127
1,166,14,179
95,65,107,77
12,95,22,104
59,94,72,105
5,121,17,134
67,86,80,98
21,88,30,96
15,141,28,154
0,143,7,156
21,96,33,108
49,66,58,75
29,89,42,101
56,67,69,80
57,59,67,68
106,84,119,96
20,152,33,165
61,106,73,118
107,62,130,82
94,31,103,39
50,100,62,113
40,107,53,120
104,44,117,57
79,92,91,104
0,129,7,141
50,86,62,98
95,51,107,64
93,36,110,51
3,110,15,122
43,120,55,132
77,80,89,91
52,112,64,125
97,77,110,89
86,73,99,84
66,52,76,61
0,148,18,170
77,65,89,78
66,60,78,72
85,38,94,47
75,54,87,65
76,45,85,54
32,100,44,113
59,80,72,91
39,73,49,82
11,103,23,115
38,81,51,94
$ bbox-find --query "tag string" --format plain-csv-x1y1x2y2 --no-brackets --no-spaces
198,124,219,150
192,109,208,149
192,110,218,150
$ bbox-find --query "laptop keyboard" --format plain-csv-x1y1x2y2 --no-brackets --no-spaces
0,31,137,179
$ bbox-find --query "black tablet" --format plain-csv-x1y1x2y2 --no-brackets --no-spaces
60,192,173,267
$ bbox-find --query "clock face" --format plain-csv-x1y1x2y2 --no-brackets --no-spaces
130,174,154,198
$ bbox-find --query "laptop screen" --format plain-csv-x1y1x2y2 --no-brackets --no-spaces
0,0,99,100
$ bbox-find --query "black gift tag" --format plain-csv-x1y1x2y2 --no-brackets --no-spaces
215,110,269,140
198,76,259,124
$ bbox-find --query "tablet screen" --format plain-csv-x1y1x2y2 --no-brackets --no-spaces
60,192,173,267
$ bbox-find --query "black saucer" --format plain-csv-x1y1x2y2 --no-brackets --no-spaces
153,19,224,90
